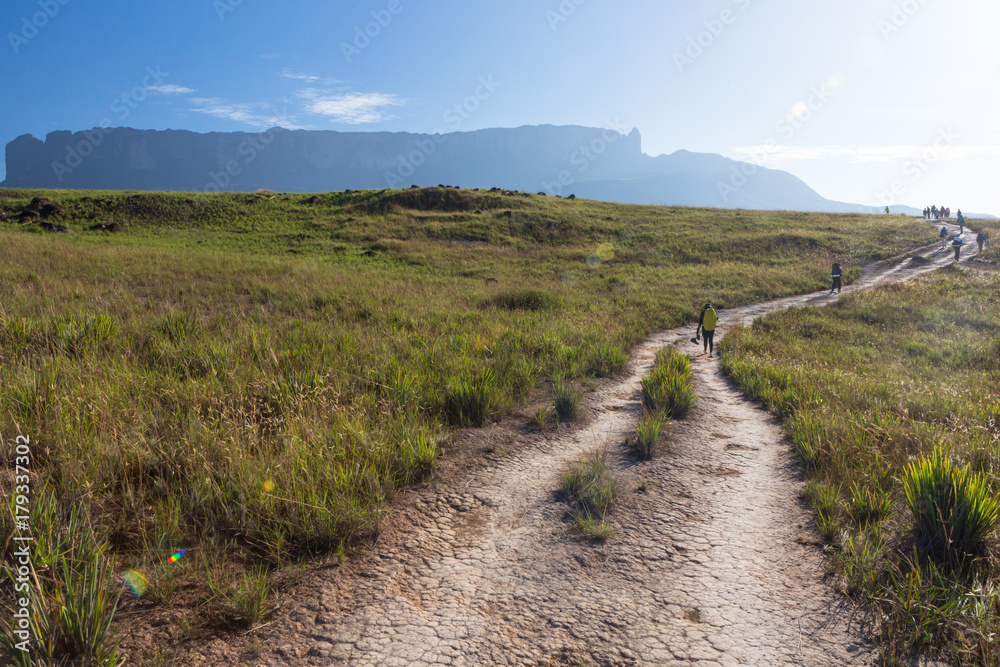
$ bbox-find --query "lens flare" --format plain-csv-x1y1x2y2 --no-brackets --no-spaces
122,570,148,598
263,479,275,493
586,254,601,269
168,550,186,564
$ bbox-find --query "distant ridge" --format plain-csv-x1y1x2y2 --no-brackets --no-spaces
2,125,985,215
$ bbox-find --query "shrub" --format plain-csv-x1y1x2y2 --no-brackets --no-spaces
903,448,999,566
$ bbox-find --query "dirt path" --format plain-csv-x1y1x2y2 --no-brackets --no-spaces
227,222,974,666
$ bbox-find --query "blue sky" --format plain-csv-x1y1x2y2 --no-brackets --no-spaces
3,0,998,213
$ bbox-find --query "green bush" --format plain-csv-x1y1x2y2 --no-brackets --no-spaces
903,448,999,566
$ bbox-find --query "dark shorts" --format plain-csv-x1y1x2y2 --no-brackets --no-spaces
703,329,715,347
832,277,842,289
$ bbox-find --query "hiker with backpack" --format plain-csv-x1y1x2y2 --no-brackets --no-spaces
830,262,842,294
696,301,719,357
977,231,987,253
952,234,964,261
940,226,948,248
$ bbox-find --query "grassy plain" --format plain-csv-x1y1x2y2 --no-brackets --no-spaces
0,186,937,662
721,266,1000,664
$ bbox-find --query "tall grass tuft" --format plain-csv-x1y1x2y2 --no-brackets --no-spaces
445,369,500,427
1,495,122,666
561,447,619,540
552,376,583,421
206,566,275,631
641,348,696,418
903,448,999,567
630,409,668,460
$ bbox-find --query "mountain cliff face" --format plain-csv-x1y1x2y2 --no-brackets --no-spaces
4,125,862,212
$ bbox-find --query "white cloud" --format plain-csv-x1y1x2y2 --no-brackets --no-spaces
279,71,341,85
149,84,194,95
189,97,300,129
300,91,405,124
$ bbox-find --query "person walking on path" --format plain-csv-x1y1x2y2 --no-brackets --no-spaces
957,211,965,234
940,226,948,248
952,234,964,261
696,301,719,357
977,231,987,253
932,205,938,219
830,262,842,294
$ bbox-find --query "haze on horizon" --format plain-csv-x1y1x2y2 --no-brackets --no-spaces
2,0,997,215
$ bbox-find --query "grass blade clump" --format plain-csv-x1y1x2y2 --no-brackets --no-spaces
1,495,122,667
848,482,892,527
641,348,696,418
561,447,619,540
630,409,668,460
903,448,999,567
445,369,500,427
552,376,583,421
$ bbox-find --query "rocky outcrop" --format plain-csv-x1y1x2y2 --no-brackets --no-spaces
4,124,862,212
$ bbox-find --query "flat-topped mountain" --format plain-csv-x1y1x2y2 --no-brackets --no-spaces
0,125,900,213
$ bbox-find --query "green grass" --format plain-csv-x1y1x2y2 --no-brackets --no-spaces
640,348,696,418
904,448,998,568
721,267,1000,664
0,186,938,662
630,410,669,460
561,447,619,541
553,375,584,421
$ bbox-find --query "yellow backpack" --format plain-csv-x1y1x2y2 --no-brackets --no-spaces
702,307,717,331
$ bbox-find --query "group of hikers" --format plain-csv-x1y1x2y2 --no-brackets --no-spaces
933,208,988,260
692,215,989,354
924,205,952,220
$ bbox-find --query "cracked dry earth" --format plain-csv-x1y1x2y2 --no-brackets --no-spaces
238,225,976,667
